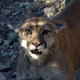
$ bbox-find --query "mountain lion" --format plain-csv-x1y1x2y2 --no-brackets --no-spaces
15,0,80,80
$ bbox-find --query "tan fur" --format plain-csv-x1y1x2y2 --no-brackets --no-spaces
16,0,80,80
53,0,80,70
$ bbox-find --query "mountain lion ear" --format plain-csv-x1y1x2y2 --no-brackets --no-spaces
53,23,66,33
7,24,20,33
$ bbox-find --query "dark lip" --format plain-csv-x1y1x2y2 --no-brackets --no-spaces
31,49,42,55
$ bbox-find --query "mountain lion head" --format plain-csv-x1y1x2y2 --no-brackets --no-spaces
18,17,66,59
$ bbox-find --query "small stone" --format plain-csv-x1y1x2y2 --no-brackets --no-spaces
9,6,14,9
10,16,13,19
55,3,60,9
3,40,9,46
1,50,8,57
23,2,31,9
11,72,17,78
23,2,30,6
19,2,24,8
0,22,5,27
0,72,6,80
2,9,11,16
11,54,17,60
9,50,14,56
44,5,55,18
0,35,4,45
12,11,21,16
0,63,11,72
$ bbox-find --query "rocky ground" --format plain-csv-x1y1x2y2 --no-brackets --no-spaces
0,0,80,80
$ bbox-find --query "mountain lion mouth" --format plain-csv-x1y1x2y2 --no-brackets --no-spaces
31,49,42,55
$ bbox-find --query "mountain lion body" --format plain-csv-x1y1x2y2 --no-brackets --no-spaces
16,0,80,80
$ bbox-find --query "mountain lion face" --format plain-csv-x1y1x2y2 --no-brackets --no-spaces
18,17,66,59
18,17,55,59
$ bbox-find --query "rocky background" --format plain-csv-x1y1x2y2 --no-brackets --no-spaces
0,0,80,80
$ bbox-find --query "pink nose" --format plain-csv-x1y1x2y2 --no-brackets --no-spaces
32,42,41,47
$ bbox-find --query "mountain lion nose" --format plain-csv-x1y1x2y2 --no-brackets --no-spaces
32,42,42,47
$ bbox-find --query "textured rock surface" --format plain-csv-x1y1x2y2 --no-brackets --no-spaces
0,72,6,80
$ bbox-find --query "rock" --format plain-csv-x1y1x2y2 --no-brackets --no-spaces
23,2,30,7
11,72,16,78
1,50,8,57
11,54,17,60
0,35,4,45
44,5,55,18
55,2,60,9
26,0,34,2
75,69,80,80
0,22,5,27
2,40,9,51
0,63,11,72
9,16,13,19
24,2,31,10
9,5,15,9
0,13,4,18
19,2,31,9
19,2,24,8
45,0,54,4
0,72,6,80
2,9,11,16
9,50,14,56
12,11,21,16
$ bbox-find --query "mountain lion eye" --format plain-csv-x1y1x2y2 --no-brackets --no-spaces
25,29,32,34
42,30,50,35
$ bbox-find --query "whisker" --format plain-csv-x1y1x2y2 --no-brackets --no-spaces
47,49,54,56
53,48,61,54
43,49,48,54
50,48,55,53
19,49,24,54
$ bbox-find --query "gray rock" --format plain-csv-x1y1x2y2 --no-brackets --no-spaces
0,62,11,72
0,22,5,27
9,50,14,56
24,2,31,10
2,9,11,16
11,72,17,78
11,54,17,60
12,11,21,16
1,50,8,57
0,72,6,80
19,2,24,8
23,2,30,6
75,69,80,80
44,5,55,18
9,6,14,9
0,35,4,45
